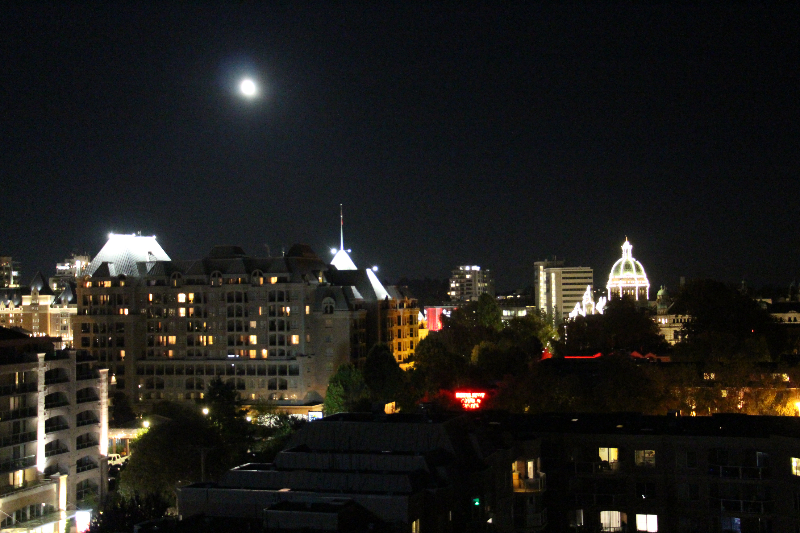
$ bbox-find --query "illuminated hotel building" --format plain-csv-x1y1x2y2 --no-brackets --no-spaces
75,233,416,412
449,266,494,302
534,260,594,320
0,329,108,529
607,239,650,301
0,273,77,349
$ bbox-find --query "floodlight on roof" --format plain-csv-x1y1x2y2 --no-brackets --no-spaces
372,266,378,272
331,248,338,255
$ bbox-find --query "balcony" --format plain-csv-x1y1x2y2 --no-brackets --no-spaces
710,497,773,514
44,376,69,386
572,461,621,475
45,423,69,434
513,473,547,492
76,417,99,428
0,455,35,474
0,431,37,447
44,399,70,410
44,446,69,458
76,395,100,404
0,478,52,498
76,371,100,381
708,464,770,480
574,493,626,506
76,440,98,451
0,382,37,397
0,406,37,421
76,462,98,473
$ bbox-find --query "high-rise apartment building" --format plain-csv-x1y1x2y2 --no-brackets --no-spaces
49,254,91,293
0,329,108,529
449,266,495,302
0,257,21,288
534,260,593,320
75,234,417,413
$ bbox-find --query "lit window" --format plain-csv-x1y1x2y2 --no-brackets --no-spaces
636,514,658,532
179,308,186,317
249,335,257,345
168,336,176,345
305,305,310,315
599,448,618,463
569,510,584,528
792,457,800,476
291,335,300,345
600,511,621,531
635,450,656,467
120,350,125,360
178,293,186,303
261,349,268,358
149,294,153,302
270,277,278,284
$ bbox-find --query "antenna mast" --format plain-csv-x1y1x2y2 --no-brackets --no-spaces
339,204,344,251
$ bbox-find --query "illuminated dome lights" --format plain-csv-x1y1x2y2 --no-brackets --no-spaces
607,239,650,301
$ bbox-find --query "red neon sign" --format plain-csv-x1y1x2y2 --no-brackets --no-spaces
455,391,486,410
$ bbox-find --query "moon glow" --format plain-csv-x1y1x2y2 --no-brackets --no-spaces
239,78,257,98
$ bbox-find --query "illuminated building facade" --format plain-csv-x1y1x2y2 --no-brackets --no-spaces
607,239,650,301
449,265,494,302
0,257,21,289
382,286,419,365
534,260,594,320
74,233,415,412
49,254,91,293
0,329,108,530
0,273,77,349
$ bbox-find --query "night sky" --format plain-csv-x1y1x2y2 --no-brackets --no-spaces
3,3,799,292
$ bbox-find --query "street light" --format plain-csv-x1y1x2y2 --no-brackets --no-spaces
202,407,209,416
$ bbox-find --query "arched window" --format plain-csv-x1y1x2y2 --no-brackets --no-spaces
322,297,335,314
171,272,182,287
252,270,264,286
210,271,223,287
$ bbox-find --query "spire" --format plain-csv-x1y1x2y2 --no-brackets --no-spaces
340,203,344,251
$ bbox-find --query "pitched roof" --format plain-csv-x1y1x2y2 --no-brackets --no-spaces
86,234,170,278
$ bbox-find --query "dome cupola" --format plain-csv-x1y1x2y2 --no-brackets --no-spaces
607,239,650,301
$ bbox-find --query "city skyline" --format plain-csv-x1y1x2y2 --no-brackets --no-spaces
4,4,799,291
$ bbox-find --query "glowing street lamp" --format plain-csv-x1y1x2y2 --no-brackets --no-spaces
202,407,209,416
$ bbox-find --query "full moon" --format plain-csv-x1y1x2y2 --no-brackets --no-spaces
239,78,257,98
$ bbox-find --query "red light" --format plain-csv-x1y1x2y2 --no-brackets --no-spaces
455,391,486,410
564,352,603,359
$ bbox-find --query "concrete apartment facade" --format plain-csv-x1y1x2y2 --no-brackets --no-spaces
0,329,107,532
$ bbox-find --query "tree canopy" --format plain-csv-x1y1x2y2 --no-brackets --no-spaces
362,343,405,405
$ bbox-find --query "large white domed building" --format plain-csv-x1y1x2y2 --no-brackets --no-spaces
607,239,650,301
